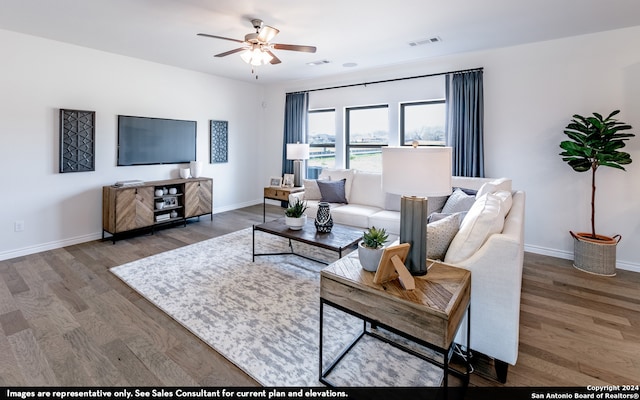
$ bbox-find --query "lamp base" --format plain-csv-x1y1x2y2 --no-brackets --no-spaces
293,160,304,187
399,196,428,275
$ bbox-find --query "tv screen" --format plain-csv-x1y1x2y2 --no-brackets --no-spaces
117,115,197,166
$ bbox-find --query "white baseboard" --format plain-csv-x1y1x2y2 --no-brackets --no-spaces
524,244,640,273
0,232,103,262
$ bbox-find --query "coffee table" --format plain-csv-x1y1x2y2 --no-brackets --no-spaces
252,217,363,265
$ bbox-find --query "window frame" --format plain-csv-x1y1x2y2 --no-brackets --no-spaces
399,99,446,146
307,108,337,170
345,104,389,170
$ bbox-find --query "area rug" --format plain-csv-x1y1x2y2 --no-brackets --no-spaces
110,228,443,387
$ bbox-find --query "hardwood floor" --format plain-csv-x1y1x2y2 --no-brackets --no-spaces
0,204,638,387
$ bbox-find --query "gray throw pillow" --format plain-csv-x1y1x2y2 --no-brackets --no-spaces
427,213,462,261
317,179,348,203
441,188,476,214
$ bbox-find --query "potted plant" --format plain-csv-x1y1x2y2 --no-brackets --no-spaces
284,198,308,230
559,110,635,276
358,226,389,272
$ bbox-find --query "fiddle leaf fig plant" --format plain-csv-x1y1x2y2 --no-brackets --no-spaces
559,110,634,239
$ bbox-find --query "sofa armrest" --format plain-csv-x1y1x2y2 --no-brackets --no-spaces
453,191,525,365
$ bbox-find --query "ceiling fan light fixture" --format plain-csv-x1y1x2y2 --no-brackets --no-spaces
241,47,273,66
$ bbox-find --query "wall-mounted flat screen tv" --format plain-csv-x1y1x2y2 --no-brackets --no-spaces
117,115,197,166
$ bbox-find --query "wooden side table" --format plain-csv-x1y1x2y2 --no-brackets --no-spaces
320,253,471,394
263,186,304,221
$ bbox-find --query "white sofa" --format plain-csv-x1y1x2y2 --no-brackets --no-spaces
289,169,525,382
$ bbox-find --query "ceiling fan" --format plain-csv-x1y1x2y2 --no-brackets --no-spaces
197,18,317,66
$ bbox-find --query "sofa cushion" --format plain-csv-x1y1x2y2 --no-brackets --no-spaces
319,168,356,201
368,210,401,236
385,193,448,214
317,179,348,203
330,204,380,228
349,171,385,209
441,188,476,214
427,213,462,261
303,179,322,201
444,192,505,264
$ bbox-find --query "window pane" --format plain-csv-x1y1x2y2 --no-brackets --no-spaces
403,102,446,146
348,148,382,173
308,110,335,169
348,107,388,145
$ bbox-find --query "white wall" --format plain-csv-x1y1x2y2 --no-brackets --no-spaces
262,26,640,272
0,29,264,260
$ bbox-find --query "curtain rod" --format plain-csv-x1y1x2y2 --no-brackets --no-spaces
286,67,483,95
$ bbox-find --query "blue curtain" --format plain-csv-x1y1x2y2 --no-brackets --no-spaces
281,92,309,176
446,70,484,177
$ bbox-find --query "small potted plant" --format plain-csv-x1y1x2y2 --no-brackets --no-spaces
284,198,308,230
559,110,634,276
358,226,389,272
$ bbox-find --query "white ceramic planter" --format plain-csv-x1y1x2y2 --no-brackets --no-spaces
358,241,385,272
285,215,307,230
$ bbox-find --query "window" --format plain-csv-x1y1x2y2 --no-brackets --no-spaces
308,109,336,171
400,100,446,146
346,105,389,172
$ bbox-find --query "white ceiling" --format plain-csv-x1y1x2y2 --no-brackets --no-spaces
2,0,640,84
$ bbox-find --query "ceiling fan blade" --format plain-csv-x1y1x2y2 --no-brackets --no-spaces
258,25,279,43
214,47,247,57
267,50,282,65
272,43,317,53
197,33,244,44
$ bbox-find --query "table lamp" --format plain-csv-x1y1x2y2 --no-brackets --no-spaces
382,145,452,275
287,142,310,187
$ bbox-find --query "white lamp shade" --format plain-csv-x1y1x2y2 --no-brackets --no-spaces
286,143,310,160
382,146,452,196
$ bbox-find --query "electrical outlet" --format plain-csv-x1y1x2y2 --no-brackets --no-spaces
14,221,24,232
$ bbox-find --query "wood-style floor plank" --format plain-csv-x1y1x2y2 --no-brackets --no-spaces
0,204,637,388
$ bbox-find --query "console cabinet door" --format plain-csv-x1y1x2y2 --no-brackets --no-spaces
184,179,212,218
114,187,154,232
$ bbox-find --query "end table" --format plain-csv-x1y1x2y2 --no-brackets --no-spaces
320,253,471,395
263,186,304,221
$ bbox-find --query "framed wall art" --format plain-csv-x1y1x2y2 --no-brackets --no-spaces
210,120,228,163
59,109,95,173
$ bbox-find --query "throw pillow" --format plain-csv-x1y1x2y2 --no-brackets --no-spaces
441,188,476,214
302,179,322,201
427,213,462,261
428,211,468,225
444,193,505,264
384,193,402,212
476,178,511,199
317,179,348,203
318,169,355,201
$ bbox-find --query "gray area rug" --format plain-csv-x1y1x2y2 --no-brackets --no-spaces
110,228,443,387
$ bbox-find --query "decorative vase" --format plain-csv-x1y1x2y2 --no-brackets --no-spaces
190,161,203,178
315,202,333,233
155,201,165,210
170,210,178,218
179,168,191,179
169,188,177,195
358,241,385,272
285,215,307,231
155,189,164,197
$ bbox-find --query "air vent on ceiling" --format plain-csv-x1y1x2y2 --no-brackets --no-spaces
408,36,442,46
306,60,331,66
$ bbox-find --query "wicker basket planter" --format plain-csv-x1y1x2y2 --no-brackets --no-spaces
570,231,621,276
